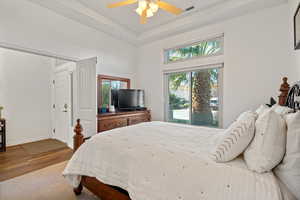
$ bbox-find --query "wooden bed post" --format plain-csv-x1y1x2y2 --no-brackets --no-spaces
73,119,84,195
279,77,290,106
73,119,84,153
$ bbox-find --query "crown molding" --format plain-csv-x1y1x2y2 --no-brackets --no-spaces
27,0,287,46
137,0,287,44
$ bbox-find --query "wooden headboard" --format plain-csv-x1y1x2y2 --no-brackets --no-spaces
278,77,300,110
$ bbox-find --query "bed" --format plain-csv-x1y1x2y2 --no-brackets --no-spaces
63,77,299,200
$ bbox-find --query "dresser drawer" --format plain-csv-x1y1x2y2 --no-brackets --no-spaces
128,115,149,125
99,118,128,132
97,110,151,133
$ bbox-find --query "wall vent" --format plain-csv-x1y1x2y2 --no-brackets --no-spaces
185,6,195,12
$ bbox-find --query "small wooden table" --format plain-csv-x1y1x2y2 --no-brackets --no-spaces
0,119,6,152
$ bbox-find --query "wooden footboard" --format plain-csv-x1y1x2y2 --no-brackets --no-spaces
73,119,131,200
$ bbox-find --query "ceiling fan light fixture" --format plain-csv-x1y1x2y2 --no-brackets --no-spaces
136,7,153,17
108,0,183,24
146,9,154,17
135,7,143,15
149,2,159,13
138,0,148,10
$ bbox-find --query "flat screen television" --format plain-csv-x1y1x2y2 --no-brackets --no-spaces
112,89,145,111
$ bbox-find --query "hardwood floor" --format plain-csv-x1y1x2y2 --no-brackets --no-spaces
0,139,73,181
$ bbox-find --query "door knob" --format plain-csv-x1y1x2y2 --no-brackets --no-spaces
62,104,68,112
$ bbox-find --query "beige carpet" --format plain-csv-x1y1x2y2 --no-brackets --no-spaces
21,139,67,155
0,161,99,200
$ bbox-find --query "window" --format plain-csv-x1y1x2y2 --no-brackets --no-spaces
98,75,130,109
164,36,223,63
165,66,223,128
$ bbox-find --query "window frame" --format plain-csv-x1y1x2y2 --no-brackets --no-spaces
163,35,224,64
163,64,224,128
97,75,131,111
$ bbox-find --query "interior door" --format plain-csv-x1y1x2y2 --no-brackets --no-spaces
54,70,70,143
75,57,97,138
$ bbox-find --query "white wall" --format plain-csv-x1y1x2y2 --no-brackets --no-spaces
289,0,300,79
0,48,53,146
137,4,296,128
0,0,137,87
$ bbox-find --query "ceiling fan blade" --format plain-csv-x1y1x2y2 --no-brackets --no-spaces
140,8,147,24
107,0,137,8
157,0,183,15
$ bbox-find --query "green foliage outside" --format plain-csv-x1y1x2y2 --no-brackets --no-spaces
101,83,110,107
167,40,221,62
169,93,189,110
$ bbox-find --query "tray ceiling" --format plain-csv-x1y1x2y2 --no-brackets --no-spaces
27,0,287,45
76,0,225,34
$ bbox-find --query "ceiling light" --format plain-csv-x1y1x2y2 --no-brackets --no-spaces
146,9,154,17
149,2,159,13
136,7,143,15
108,0,183,24
136,7,154,17
138,0,147,10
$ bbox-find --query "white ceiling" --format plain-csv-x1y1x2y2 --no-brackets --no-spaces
76,0,226,34
27,0,287,45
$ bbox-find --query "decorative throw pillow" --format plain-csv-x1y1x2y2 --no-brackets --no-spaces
255,104,270,115
255,104,293,116
211,111,257,162
274,112,300,199
244,110,287,173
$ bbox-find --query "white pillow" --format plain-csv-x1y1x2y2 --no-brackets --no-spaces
211,111,257,162
275,112,300,199
255,104,293,116
271,104,293,115
255,104,270,115
244,110,287,173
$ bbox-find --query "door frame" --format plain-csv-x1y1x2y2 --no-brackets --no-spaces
51,62,76,148
0,43,98,147
163,63,224,128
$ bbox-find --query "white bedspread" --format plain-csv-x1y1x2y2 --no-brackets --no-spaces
63,121,290,200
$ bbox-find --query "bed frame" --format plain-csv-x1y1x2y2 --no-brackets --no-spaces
73,119,131,200
73,77,298,200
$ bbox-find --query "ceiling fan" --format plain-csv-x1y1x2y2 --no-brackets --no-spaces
107,0,183,24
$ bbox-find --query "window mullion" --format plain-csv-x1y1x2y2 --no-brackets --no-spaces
165,75,170,122
189,72,192,125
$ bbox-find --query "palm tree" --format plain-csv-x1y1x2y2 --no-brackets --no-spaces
168,41,220,126
191,70,213,125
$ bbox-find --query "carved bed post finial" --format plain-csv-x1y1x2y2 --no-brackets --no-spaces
73,120,84,195
73,119,84,153
279,77,290,106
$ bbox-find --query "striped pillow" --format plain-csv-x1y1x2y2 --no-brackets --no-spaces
211,111,257,162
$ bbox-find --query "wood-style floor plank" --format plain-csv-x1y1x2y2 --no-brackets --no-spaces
0,139,73,182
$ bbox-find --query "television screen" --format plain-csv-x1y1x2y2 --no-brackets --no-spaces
117,89,145,110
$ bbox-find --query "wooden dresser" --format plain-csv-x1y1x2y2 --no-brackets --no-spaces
97,110,151,133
